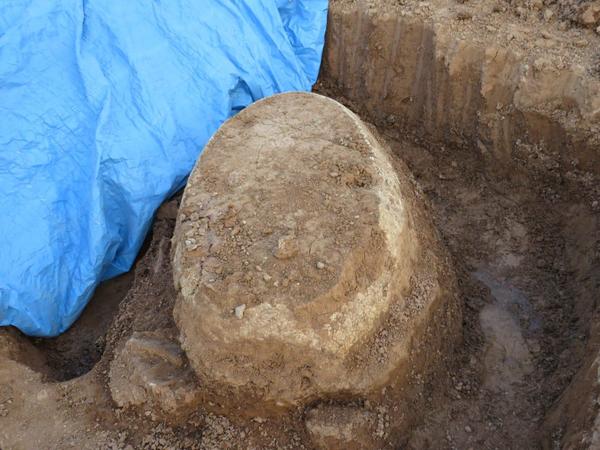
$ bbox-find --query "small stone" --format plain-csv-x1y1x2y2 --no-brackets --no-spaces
530,0,543,10
455,8,473,20
109,332,200,415
234,304,246,319
543,8,554,20
274,235,299,259
262,273,272,282
581,3,600,27
329,171,340,178
592,200,598,209
574,38,589,48
465,425,473,433
316,261,326,270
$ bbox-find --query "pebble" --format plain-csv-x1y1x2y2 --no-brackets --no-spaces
234,304,246,319
455,9,473,20
530,0,543,10
316,261,326,270
275,236,299,259
465,425,473,433
329,171,340,178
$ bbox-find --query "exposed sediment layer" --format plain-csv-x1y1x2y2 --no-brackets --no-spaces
171,92,461,415
322,0,600,172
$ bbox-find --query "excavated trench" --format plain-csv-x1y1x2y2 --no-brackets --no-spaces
5,1,600,448
314,3,600,447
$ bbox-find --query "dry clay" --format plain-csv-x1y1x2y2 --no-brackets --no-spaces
172,92,461,415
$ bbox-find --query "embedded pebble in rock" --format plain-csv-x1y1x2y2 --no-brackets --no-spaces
234,304,246,319
171,92,461,416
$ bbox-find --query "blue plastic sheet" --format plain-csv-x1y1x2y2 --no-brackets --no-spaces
0,0,327,337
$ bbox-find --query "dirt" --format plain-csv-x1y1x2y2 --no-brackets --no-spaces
3,117,598,449
170,92,461,420
2,0,600,448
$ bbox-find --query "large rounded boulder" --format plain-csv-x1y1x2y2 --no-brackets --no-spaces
172,92,461,415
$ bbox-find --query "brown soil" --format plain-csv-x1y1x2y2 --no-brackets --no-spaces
1,1,600,448
171,92,461,420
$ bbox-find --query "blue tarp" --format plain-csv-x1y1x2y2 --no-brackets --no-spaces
0,0,328,337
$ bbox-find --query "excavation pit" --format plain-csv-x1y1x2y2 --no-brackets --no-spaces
2,0,600,447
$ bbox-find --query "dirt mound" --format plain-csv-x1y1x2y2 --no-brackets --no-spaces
172,92,461,415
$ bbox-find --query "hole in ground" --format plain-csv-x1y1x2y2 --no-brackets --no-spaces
28,227,168,382
26,197,180,382
31,272,134,381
